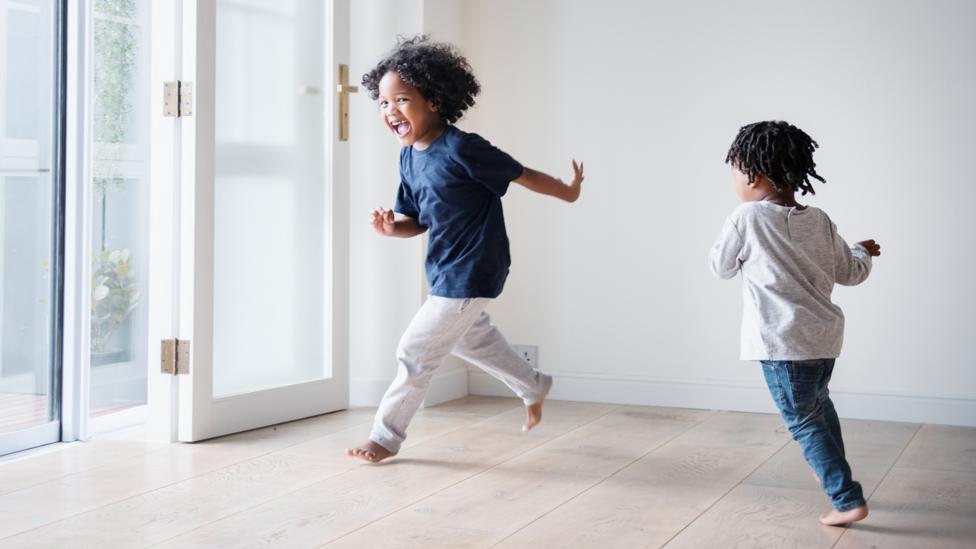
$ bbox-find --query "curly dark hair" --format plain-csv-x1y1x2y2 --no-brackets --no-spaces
725,120,826,195
362,35,480,125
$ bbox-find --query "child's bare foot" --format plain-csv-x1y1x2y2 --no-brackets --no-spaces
819,505,869,526
345,440,396,463
523,401,544,432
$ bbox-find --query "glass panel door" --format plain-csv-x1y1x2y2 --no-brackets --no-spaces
0,0,60,455
175,0,349,442
212,0,330,397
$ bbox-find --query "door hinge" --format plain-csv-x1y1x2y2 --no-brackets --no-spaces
163,81,193,117
161,338,190,375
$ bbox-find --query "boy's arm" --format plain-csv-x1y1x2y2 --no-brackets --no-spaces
370,207,427,238
833,226,879,285
513,160,584,203
709,218,745,279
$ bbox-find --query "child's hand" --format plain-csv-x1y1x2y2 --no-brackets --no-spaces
563,159,584,202
857,239,882,257
514,161,585,202
370,207,396,236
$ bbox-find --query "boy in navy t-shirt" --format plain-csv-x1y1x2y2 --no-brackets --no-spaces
347,37,585,463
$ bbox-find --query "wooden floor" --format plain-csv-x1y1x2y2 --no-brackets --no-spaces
0,394,47,434
0,392,142,434
0,396,973,548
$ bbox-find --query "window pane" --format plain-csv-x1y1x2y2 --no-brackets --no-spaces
213,0,329,396
89,0,150,416
5,7,43,140
0,0,55,435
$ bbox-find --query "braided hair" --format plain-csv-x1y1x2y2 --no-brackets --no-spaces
362,35,480,125
725,121,826,195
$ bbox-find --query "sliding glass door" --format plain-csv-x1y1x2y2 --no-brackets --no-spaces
0,0,62,456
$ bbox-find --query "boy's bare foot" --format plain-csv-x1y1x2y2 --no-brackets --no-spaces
819,505,869,526
523,401,544,432
345,440,396,463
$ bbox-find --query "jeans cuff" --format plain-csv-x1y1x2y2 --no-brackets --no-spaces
834,499,867,512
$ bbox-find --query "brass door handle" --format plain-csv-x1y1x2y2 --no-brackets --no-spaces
336,64,358,141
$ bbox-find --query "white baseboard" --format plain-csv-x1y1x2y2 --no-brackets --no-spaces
88,404,148,437
421,366,470,407
468,370,976,427
349,364,470,408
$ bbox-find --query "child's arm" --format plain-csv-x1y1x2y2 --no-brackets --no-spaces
513,160,584,203
709,218,745,279
370,207,427,238
833,228,880,285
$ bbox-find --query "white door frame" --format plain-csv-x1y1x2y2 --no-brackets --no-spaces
59,0,92,443
144,0,182,442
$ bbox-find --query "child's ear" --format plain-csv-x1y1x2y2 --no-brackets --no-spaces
748,175,768,189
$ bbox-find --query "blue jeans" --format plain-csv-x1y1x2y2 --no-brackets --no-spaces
761,359,866,511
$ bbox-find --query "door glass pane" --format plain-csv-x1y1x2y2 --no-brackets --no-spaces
89,0,150,416
213,0,329,397
0,0,55,435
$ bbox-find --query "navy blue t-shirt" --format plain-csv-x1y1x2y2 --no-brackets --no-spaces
394,126,524,298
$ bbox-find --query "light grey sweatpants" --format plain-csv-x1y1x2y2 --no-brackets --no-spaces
370,296,553,453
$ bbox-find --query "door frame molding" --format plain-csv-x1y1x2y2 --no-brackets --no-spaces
60,0,92,443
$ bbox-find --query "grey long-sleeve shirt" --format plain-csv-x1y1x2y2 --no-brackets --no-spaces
709,201,872,360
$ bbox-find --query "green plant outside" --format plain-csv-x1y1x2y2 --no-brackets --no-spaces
91,249,139,353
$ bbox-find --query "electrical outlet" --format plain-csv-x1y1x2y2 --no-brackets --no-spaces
512,345,538,368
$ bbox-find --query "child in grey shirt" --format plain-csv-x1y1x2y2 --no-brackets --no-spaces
710,120,881,526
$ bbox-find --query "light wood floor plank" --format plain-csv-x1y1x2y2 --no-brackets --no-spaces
501,406,715,477
0,398,972,548
612,411,788,483
743,419,920,495
0,408,375,540
151,400,616,548
0,439,163,496
328,406,713,547
834,467,976,549
662,484,842,549
894,424,976,473
326,468,602,549
493,411,788,548
0,411,481,548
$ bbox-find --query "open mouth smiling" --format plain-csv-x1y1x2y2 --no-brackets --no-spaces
390,118,411,137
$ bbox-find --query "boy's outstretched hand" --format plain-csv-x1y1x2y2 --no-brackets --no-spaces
857,239,882,257
370,207,396,236
514,159,586,203
562,159,585,202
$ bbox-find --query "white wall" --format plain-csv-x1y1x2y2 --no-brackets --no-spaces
348,0,424,405
453,0,976,426
347,0,468,406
